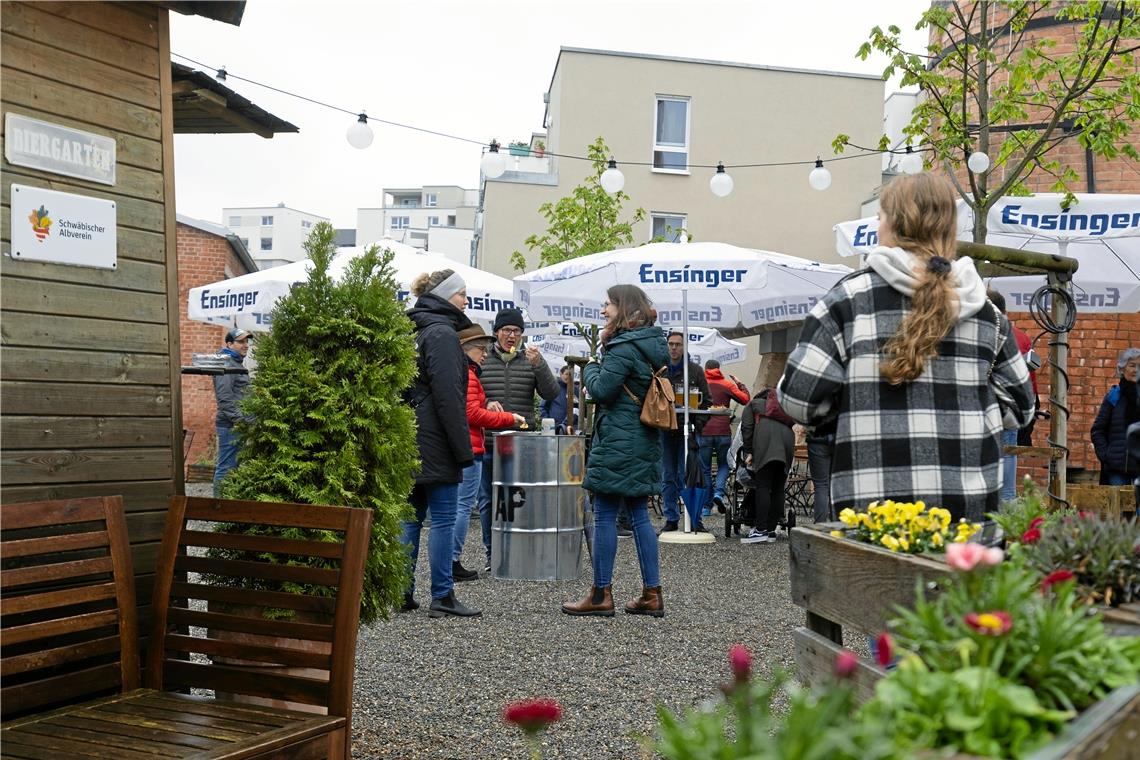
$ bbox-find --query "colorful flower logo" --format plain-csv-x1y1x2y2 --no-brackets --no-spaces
27,205,52,242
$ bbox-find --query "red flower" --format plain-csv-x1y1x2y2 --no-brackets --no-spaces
964,610,1013,636
503,699,562,735
835,649,858,679
729,644,752,683
1041,569,1075,593
1078,510,1096,519
1020,527,1042,544
875,633,894,668
1028,516,1045,530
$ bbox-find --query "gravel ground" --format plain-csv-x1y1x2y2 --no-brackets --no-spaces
185,483,808,758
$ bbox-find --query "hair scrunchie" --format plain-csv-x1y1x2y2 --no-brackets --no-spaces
927,256,952,276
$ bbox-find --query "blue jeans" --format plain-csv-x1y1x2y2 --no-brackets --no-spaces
592,493,660,589
1000,429,1018,503
477,450,495,561
213,425,240,497
698,435,731,502
401,482,459,600
659,432,685,523
452,460,482,563
1103,472,1131,486
807,435,834,523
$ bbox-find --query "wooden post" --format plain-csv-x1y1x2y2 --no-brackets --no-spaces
1048,271,1071,507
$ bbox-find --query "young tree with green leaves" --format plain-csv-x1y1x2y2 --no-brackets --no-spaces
834,0,1139,242
223,222,420,623
509,136,645,271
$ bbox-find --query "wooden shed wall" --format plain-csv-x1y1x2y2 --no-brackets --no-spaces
0,2,182,606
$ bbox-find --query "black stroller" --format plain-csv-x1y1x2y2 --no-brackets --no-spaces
723,448,797,538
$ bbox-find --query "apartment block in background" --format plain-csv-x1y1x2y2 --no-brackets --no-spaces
223,203,329,269
356,185,478,266
477,47,885,277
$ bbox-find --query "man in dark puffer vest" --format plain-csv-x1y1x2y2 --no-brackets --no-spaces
475,308,560,570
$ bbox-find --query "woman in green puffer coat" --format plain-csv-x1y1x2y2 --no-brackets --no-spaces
562,284,670,619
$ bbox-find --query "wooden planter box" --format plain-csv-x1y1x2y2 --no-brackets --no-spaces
790,522,1140,759
1067,484,1136,520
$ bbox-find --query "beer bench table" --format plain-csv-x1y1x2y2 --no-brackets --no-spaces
1,496,372,760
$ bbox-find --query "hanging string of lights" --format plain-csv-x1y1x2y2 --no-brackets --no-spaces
174,52,994,198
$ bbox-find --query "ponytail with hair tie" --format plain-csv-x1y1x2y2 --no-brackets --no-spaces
927,256,952,276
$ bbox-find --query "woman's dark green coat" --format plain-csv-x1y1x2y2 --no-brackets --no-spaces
582,326,669,496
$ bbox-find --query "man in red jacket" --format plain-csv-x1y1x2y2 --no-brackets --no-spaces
700,360,750,513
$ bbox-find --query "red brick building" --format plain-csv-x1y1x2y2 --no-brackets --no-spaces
176,215,257,470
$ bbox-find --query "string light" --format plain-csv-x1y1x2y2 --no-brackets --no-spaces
967,151,991,174
900,145,923,174
480,140,506,179
172,52,931,197
709,162,734,197
600,158,625,194
808,158,832,191
346,112,373,150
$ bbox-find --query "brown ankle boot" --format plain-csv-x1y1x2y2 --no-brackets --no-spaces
624,586,664,617
561,585,615,617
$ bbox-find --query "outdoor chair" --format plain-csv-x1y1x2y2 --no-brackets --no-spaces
0,496,140,722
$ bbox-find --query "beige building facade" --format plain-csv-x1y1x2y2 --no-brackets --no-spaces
477,48,887,278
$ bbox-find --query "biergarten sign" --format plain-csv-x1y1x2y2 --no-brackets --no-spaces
5,113,117,186
11,184,118,270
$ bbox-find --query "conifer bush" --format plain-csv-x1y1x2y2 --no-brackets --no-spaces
222,222,419,623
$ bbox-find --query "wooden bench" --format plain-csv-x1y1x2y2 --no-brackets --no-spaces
2,495,372,760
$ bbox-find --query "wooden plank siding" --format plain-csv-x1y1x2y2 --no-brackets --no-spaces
1,3,182,605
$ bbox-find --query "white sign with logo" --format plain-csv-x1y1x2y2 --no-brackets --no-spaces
10,184,117,270
5,114,117,186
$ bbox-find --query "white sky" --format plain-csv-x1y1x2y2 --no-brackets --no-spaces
171,0,930,228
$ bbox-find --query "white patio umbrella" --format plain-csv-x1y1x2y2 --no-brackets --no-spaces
529,325,749,373
835,193,1140,313
514,242,851,540
188,237,518,331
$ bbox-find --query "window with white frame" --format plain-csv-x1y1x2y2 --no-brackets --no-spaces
301,220,312,229
651,213,687,243
653,96,690,172
228,216,241,226
391,216,410,230
425,193,438,207
401,198,416,207
446,215,456,227
261,215,274,225
260,237,273,250
428,216,440,226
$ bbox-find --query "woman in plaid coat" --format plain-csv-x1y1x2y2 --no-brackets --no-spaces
779,173,1034,521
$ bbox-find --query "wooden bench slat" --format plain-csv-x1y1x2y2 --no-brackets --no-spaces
1,724,187,760
161,660,331,707
1,635,121,677
179,496,353,531
50,713,226,751
169,581,336,615
0,556,114,589
1,608,119,647
175,555,341,588
0,499,108,529
165,607,333,642
15,719,198,758
137,692,297,727
165,633,331,670
0,581,116,615
195,718,345,759
0,663,121,721
181,529,344,559
92,701,260,739
1,530,110,558
0,733,82,759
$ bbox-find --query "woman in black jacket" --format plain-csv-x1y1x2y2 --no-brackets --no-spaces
402,269,481,618
1091,347,1140,485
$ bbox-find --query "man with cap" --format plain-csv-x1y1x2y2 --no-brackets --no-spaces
213,327,252,496
477,307,560,570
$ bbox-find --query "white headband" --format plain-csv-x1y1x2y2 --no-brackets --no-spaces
430,271,466,300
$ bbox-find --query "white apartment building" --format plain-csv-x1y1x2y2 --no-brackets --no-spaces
477,47,886,278
356,185,478,266
222,203,329,269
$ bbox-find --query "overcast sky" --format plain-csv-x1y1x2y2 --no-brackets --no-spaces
171,0,930,228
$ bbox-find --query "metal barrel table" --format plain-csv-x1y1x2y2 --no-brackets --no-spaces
490,431,587,580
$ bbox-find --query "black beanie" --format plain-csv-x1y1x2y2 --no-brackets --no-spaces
493,307,525,334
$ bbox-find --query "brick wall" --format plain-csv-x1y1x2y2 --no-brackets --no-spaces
176,223,254,469
926,3,1140,483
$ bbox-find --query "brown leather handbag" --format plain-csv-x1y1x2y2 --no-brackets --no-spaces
623,360,678,432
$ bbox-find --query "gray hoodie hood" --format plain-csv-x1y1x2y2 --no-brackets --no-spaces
866,246,987,322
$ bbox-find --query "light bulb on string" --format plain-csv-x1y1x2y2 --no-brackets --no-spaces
215,66,227,82
709,162,734,198
480,140,506,178
808,158,831,191
900,145,924,174
967,151,991,174
600,158,625,194
346,112,373,149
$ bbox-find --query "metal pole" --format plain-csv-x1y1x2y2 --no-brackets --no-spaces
681,289,691,533
1047,266,1071,508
